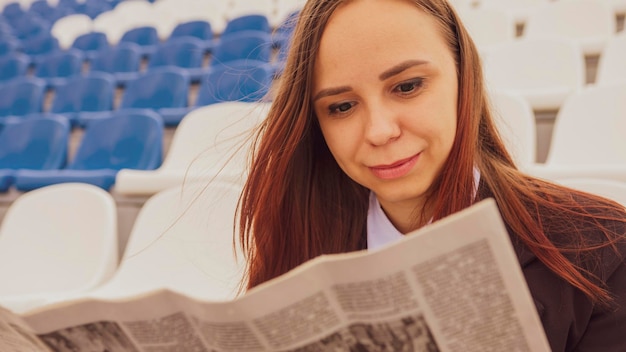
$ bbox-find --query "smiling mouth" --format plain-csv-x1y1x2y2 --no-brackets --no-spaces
369,154,420,180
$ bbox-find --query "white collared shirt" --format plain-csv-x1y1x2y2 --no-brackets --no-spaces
367,168,481,250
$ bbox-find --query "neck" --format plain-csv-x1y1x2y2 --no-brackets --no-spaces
378,198,431,234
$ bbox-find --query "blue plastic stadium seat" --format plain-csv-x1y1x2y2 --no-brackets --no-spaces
89,42,141,86
119,66,190,126
28,0,52,17
144,60,274,126
119,26,159,58
71,31,110,60
11,13,50,41
29,0,72,22
49,72,115,127
222,14,271,36
148,37,205,82
21,34,60,61
0,116,70,192
195,60,273,108
0,53,30,82
210,30,272,67
2,3,25,20
0,77,46,119
168,20,213,52
33,49,84,88
0,38,20,57
14,110,163,191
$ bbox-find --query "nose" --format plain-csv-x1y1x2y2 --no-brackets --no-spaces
364,101,402,146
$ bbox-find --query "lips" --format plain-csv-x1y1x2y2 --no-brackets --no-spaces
369,153,420,180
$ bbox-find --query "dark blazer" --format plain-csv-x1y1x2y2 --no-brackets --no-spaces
480,187,626,351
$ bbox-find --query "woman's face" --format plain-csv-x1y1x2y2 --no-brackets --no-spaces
312,0,458,232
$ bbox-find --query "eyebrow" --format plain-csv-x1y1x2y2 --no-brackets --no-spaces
313,86,352,102
379,59,429,80
313,59,430,102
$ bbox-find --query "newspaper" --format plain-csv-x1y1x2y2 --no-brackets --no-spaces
0,199,551,352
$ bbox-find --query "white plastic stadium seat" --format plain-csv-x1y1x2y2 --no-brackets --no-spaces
595,34,626,87
482,37,585,111
479,0,549,25
114,102,270,196
524,84,626,182
489,90,537,166
0,183,118,313
88,181,245,301
457,7,516,50
557,178,626,207
523,0,615,56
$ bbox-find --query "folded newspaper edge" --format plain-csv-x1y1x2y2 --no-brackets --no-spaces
0,198,551,352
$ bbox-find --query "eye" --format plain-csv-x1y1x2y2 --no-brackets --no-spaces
328,101,355,115
393,78,424,95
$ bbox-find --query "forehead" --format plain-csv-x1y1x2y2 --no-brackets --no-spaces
314,0,451,84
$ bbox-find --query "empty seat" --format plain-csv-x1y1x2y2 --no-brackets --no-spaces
523,0,615,56
546,84,626,165
0,52,30,82
167,60,273,122
595,34,626,87
0,38,20,57
0,116,70,192
196,61,273,107
89,42,142,86
20,34,60,60
28,0,58,21
49,72,115,127
14,110,163,191
0,183,117,313
70,31,110,60
168,20,213,51
210,30,273,67
10,13,49,41
119,25,159,58
33,49,84,88
557,178,626,207
35,2,73,23
524,84,626,181
0,77,46,119
115,101,270,195
2,2,25,20
599,0,626,17
479,0,550,26
90,181,244,301
147,36,205,82
482,37,585,111
489,90,537,166
221,13,271,36
119,66,190,126
457,7,516,50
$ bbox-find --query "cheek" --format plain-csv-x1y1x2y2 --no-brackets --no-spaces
318,121,361,165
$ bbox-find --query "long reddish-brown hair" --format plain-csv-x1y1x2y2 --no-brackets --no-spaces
238,0,625,305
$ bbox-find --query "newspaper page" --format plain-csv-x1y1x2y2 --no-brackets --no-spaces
0,199,550,351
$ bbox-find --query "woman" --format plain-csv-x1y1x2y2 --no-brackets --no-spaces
237,0,626,350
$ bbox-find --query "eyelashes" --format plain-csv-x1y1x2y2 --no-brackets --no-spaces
325,77,426,116
393,78,424,95
328,101,355,115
